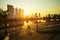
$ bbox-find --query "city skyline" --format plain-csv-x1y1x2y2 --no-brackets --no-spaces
0,0,60,17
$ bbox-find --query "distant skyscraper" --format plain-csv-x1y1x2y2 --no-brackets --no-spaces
35,13,37,18
21,9,24,18
19,8,22,18
15,8,24,18
38,13,40,18
15,7,19,18
7,5,14,19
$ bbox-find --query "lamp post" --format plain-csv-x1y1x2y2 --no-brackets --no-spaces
3,11,9,35
36,16,39,32
35,13,38,32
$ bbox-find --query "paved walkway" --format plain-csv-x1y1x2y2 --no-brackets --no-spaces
4,22,60,40
7,25,60,40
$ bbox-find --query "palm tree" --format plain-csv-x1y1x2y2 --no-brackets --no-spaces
58,14,60,21
53,14,57,21
47,14,51,22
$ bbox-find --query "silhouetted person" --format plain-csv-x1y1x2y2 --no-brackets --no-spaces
27,25,30,33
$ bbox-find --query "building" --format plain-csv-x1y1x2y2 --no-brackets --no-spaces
15,8,24,18
15,7,19,18
7,5,14,19
21,9,24,18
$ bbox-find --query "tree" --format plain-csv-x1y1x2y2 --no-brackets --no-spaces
53,14,57,21
58,14,60,21
0,9,4,26
47,14,51,22
0,8,9,35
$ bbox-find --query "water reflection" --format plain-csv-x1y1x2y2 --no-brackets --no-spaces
23,20,46,30
40,20,46,22
23,20,46,27
24,21,33,25
37,20,46,22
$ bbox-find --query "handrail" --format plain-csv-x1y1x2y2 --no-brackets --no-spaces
0,24,23,30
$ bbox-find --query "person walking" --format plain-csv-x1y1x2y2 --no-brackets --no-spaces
27,25,31,33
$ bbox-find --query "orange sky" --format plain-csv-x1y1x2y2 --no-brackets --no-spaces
0,0,60,17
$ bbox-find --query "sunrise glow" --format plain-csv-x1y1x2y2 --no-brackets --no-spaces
24,9,30,16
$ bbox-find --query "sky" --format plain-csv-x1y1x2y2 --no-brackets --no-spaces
0,0,60,17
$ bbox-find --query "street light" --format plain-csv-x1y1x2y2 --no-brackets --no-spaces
3,10,9,35
35,13,38,32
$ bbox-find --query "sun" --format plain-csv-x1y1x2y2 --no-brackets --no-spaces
24,9,30,16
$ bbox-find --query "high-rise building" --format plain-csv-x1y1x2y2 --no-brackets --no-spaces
38,13,40,18
19,8,22,18
15,8,24,18
35,13,37,18
7,5,14,19
15,7,19,18
21,9,24,18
